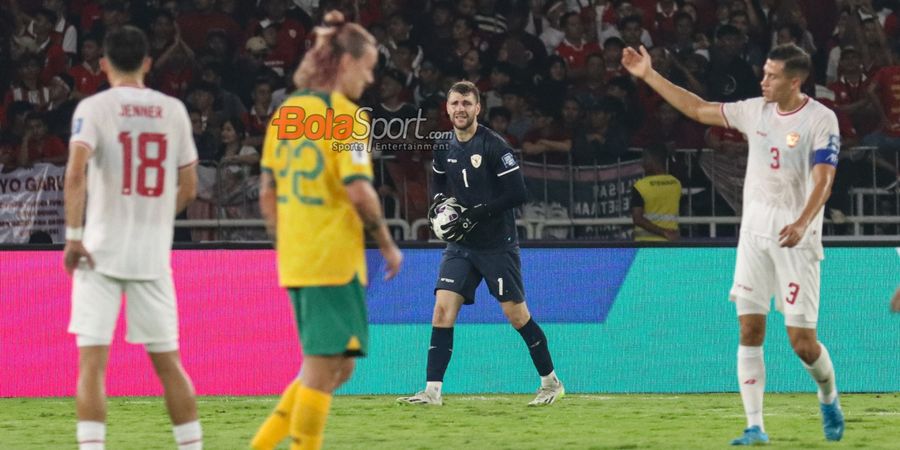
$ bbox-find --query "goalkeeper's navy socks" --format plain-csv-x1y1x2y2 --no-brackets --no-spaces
517,318,554,376
426,326,454,382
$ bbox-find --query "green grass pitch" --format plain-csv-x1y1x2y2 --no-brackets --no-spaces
2,394,898,449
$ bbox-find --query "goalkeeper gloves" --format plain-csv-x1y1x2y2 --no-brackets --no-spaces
428,193,449,220
442,204,484,241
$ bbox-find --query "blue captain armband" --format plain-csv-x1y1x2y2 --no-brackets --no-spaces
813,148,839,167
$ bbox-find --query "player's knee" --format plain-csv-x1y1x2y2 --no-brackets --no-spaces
432,305,455,327
504,311,528,328
335,365,355,388
789,336,819,363
738,320,765,345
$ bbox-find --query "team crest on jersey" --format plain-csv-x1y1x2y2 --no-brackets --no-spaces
786,132,800,148
470,154,482,168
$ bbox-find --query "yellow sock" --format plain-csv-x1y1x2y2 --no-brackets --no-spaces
251,379,301,450
289,385,333,450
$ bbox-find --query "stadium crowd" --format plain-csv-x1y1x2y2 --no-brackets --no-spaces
1,0,899,240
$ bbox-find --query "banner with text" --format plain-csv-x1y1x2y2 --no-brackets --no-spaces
0,164,66,243
522,160,644,239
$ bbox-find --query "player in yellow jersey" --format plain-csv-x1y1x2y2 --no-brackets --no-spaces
251,11,403,450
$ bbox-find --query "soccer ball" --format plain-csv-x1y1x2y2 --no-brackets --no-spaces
430,199,464,241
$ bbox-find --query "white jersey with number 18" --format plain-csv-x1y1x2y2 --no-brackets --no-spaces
69,85,197,280
721,96,840,253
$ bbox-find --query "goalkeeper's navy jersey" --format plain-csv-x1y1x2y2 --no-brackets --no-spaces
433,125,523,250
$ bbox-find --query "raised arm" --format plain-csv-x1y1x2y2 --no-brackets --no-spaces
622,46,728,128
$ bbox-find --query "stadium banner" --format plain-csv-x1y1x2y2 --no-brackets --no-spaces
522,161,643,239
1,247,897,397
0,164,66,243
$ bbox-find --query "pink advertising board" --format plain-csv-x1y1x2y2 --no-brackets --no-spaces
1,250,300,397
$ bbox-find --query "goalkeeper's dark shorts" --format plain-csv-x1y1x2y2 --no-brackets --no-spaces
434,244,525,304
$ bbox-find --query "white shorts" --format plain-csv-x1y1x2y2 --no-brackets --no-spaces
68,263,179,347
729,233,822,325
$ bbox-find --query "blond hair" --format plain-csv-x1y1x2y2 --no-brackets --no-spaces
292,11,376,91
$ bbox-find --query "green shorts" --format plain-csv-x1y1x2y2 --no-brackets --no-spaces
288,276,368,357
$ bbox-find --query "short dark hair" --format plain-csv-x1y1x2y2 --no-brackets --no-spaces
768,43,811,79
778,23,805,43
715,24,741,40
643,143,668,167
448,80,480,104
104,25,148,73
34,8,58,25
560,12,579,28
619,15,642,30
603,36,625,49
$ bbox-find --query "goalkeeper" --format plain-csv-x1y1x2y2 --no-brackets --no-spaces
397,81,564,407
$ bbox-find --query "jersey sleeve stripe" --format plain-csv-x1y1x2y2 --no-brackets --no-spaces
496,166,520,177
178,159,198,169
719,103,731,129
342,174,373,185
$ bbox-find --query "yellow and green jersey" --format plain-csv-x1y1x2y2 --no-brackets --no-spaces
261,89,373,287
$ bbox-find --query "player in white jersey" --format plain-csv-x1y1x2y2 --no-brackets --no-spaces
63,26,202,450
622,43,845,445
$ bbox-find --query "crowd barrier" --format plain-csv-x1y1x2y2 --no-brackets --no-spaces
2,146,898,243
2,245,897,397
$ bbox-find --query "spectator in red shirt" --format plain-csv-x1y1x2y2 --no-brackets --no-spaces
3,54,51,112
176,0,244,51
148,10,177,60
522,106,572,165
650,0,679,44
31,8,67,85
150,22,197,98
555,12,601,76
602,37,629,80
68,34,105,100
246,0,307,73
16,112,66,166
37,0,78,58
862,44,900,185
74,0,103,32
829,46,878,136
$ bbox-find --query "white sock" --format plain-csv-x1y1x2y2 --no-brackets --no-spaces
77,421,106,450
737,345,765,432
425,381,442,396
541,370,559,388
173,420,202,450
804,342,838,404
